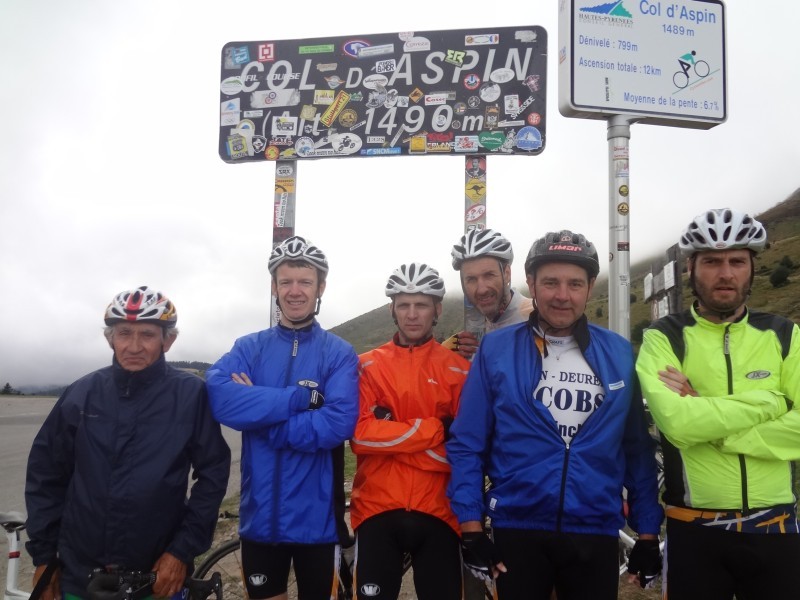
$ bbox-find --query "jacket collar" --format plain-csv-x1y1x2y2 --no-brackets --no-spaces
528,309,591,357
112,353,167,392
392,331,435,349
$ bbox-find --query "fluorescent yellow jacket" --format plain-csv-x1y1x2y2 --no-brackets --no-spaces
636,304,800,511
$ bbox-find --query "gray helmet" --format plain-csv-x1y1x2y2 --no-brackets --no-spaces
525,230,600,278
679,208,767,258
385,263,446,298
451,229,514,270
268,236,329,277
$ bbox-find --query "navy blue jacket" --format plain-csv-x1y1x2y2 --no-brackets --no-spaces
25,355,231,595
447,314,663,537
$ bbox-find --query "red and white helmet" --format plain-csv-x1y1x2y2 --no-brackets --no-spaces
104,286,177,327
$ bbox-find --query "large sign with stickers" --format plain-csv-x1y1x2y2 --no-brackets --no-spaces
219,26,547,162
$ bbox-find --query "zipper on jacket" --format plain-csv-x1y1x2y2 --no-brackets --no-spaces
274,328,301,537
725,324,750,512
556,444,570,532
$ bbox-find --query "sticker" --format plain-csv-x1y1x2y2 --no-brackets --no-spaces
320,91,351,127
618,202,629,215
479,131,504,150
617,242,630,252
409,135,427,154
479,82,501,102
491,68,515,83
220,76,243,95
250,89,301,108
524,74,541,92
338,109,358,128
463,74,481,90
516,126,542,151
619,185,629,197
527,112,542,125
363,74,389,89
465,178,486,202
465,203,487,221
485,105,500,129
465,157,486,179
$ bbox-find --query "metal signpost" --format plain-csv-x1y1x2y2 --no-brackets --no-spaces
558,0,726,337
219,26,548,326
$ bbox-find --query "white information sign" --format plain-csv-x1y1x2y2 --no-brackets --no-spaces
663,260,676,289
558,0,726,128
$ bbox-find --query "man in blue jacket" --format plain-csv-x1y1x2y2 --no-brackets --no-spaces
26,286,231,600
446,230,664,600
206,236,359,600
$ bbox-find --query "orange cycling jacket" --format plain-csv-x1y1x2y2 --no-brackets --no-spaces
349,335,470,535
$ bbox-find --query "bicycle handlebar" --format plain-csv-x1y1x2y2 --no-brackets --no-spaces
87,568,222,600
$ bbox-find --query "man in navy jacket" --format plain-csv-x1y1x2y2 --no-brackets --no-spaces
26,286,230,600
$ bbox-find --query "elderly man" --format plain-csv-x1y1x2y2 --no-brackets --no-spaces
26,286,230,600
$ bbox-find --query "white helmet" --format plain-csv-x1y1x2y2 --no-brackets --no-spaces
679,208,767,258
452,228,514,270
268,236,329,277
385,263,446,298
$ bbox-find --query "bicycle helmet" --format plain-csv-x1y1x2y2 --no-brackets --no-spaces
679,208,767,258
525,230,600,278
268,236,329,277
451,229,514,270
385,263,446,298
104,286,177,327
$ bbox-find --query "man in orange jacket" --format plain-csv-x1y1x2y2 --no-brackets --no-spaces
349,263,470,600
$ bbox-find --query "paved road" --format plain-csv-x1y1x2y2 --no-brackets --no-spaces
0,395,241,593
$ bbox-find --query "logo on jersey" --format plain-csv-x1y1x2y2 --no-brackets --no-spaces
745,370,771,380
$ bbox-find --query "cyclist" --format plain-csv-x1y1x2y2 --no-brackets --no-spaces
446,230,663,600
350,263,469,600
206,236,359,600
445,229,533,359
25,286,231,600
636,208,800,600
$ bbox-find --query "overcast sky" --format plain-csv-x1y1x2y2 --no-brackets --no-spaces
1,1,798,387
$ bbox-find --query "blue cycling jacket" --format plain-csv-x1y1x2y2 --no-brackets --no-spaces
447,314,663,537
206,321,358,545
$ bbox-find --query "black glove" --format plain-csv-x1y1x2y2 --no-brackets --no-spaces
627,538,661,588
440,416,454,441
373,406,393,420
460,531,501,583
308,389,325,410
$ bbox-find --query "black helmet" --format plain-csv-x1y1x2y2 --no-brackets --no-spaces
525,230,600,279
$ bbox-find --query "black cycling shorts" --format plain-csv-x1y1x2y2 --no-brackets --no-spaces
665,516,800,600
493,527,619,600
240,537,340,599
354,509,461,600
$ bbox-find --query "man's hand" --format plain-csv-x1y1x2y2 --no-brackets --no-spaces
626,537,661,589
231,372,253,386
460,529,507,583
151,552,187,598
372,405,393,420
32,564,61,600
442,331,479,360
307,389,325,410
658,365,698,397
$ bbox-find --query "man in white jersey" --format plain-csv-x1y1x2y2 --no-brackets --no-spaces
446,230,663,600
445,229,533,359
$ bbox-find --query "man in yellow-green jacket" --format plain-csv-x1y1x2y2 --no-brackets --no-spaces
636,208,800,600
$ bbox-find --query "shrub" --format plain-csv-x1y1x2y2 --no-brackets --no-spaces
770,265,791,288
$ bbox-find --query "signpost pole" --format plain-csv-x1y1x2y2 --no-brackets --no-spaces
607,115,634,339
270,160,298,326
463,155,488,339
